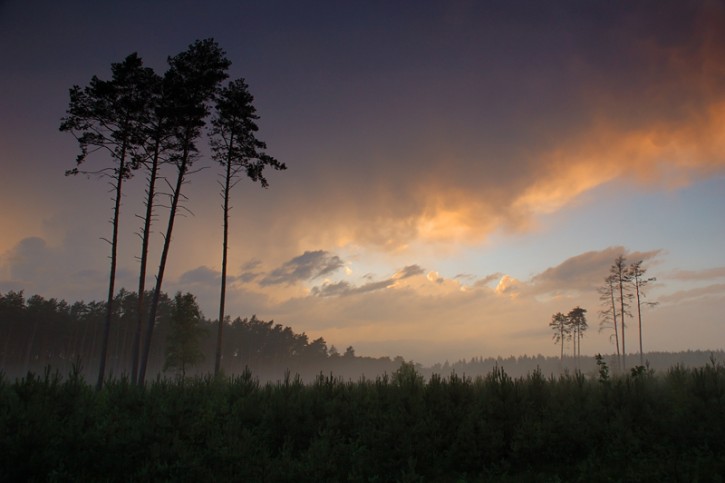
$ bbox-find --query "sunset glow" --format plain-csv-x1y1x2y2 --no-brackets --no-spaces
1,1,724,364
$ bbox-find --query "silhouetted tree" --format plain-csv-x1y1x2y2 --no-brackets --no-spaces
0,291,25,369
610,255,632,370
209,78,286,376
598,273,621,369
163,292,207,381
567,306,588,364
60,53,153,389
138,39,231,385
129,66,168,384
629,260,657,366
549,312,568,363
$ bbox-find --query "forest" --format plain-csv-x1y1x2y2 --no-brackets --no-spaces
0,289,404,383
2,288,722,384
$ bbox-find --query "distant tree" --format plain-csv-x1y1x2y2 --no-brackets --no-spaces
598,274,621,369
567,306,588,364
138,39,231,385
305,337,329,361
610,255,632,370
549,312,569,363
0,291,25,368
164,292,207,381
209,78,286,376
60,53,153,389
629,260,657,366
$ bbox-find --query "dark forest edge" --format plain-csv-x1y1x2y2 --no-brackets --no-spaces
1,289,723,383
2,358,724,481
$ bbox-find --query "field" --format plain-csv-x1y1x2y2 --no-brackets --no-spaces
2,360,724,482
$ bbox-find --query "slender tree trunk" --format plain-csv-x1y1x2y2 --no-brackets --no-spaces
608,283,620,371
138,143,189,385
618,276,626,371
131,138,161,384
635,277,644,366
97,151,126,390
215,137,234,376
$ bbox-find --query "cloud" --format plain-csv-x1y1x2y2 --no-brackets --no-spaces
179,266,221,285
226,0,725,256
495,275,521,297
658,283,725,305
392,265,425,280
666,267,725,282
473,273,504,288
311,264,426,298
1,237,52,283
259,250,344,286
0,236,134,302
531,247,661,294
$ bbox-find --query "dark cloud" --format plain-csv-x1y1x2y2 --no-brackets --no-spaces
179,266,220,285
3,237,50,282
395,265,425,279
0,236,135,302
260,250,344,286
312,264,425,297
241,260,262,271
237,271,260,284
311,281,353,298
474,273,504,288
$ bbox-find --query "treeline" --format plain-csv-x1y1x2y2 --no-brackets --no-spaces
2,289,722,384
2,362,724,481
426,350,725,380
0,290,402,382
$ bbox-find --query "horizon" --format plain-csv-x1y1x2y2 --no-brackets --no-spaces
1,1,724,366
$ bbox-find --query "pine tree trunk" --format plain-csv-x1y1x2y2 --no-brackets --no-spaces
138,142,189,385
215,138,234,376
636,278,644,366
618,275,626,371
96,152,126,390
609,284,621,371
131,138,161,384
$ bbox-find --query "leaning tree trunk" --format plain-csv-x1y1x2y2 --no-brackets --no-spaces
138,143,189,385
131,137,161,384
96,150,127,390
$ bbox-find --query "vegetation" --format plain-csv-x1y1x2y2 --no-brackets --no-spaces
1,288,721,384
1,359,723,481
24,39,722,480
60,53,154,389
210,77,286,376
163,292,208,381
598,255,657,372
548,307,588,367
0,289,403,383
60,39,286,386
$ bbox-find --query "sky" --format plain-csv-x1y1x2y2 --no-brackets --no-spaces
1,1,724,365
